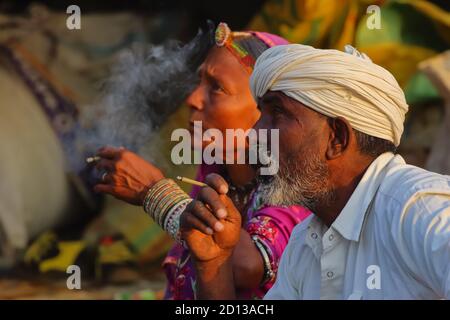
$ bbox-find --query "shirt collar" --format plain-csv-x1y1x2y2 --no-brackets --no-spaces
331,152,401,241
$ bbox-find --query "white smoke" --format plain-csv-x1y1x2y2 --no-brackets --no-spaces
65,26,214,173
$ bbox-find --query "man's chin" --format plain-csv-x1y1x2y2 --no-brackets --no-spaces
256,173,309,209
256,175,290,207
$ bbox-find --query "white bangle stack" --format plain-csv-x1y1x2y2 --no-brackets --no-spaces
142,178,192,243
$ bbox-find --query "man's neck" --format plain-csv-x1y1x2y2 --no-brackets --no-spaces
314,155,375,227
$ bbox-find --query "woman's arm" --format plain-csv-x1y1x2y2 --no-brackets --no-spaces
232,229,264,289
93,146,164,205
92,151,266,295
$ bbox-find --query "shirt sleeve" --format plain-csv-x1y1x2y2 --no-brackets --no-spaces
397,192,450,298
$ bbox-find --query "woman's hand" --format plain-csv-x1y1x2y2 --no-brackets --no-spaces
93,146,164,206
180,173,241,263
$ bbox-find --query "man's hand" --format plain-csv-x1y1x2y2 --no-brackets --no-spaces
180,173,241,299
93,146,164,205
180,173,241,263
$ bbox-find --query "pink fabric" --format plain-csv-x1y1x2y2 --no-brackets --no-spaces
162,164,311,300
251,31,290,47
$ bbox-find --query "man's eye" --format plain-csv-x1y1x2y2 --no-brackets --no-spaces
273,106,284,115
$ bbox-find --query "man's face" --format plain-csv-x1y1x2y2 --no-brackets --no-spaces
253,91,336,212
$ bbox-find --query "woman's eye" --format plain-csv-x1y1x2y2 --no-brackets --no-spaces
211,82,225,94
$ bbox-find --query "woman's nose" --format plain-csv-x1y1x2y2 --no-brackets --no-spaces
253,110,270,131
186,85,204,111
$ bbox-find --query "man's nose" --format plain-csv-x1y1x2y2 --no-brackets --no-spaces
185,85,204,111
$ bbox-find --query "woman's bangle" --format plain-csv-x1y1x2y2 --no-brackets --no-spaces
142,178,192,242
164,198,192,243
251,235,275,286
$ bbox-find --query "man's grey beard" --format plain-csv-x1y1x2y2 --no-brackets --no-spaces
257,152,336,212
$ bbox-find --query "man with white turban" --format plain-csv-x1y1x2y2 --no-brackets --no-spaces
179,44,450,299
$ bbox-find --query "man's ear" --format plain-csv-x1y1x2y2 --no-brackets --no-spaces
326,116,353,160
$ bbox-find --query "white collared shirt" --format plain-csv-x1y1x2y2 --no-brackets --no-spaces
264,152,450,299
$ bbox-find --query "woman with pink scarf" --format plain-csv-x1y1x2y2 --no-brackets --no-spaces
94,22,311,299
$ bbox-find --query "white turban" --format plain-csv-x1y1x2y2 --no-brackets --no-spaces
250,44,409,146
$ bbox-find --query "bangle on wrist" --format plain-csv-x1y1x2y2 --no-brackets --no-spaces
142,178,191,243
251,235,275,285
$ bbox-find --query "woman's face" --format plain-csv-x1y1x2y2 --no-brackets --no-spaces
185,46,261,154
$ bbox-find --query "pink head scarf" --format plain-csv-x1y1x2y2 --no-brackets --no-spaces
214,22,289,73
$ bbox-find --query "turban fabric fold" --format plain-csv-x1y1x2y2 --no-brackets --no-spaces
250,44,409,146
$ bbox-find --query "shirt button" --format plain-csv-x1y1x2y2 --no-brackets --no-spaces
311,233,318,239
327,271,334,278
328,234,334,241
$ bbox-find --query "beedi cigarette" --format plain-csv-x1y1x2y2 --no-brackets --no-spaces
176,176,207,187
86,156,101,164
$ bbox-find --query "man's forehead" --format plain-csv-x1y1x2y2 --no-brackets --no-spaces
258,91,326,119
258,90,284,103
259,91,306,110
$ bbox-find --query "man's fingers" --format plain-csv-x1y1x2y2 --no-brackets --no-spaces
204,173,229,194
95,159,116,172
97,146,123,159
219,194,241,223
181,212,214,235
188,200,224,232
197,187,228,219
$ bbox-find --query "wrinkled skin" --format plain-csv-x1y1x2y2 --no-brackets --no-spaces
187,91,375,299
94,46,265,290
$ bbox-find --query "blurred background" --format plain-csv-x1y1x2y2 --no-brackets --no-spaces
0,0,448,299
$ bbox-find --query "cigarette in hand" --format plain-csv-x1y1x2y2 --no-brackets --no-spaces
176,176,207,187
86,156,101,164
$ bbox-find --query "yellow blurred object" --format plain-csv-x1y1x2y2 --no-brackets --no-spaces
248,0,449,102
398,0,450,27
331,0,360,50
23,232,57,265
249,0,346,47
359,42,437,87
39,241,86,273
98,240,135,265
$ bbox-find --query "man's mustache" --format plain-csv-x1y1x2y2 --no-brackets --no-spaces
247,137,279,176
